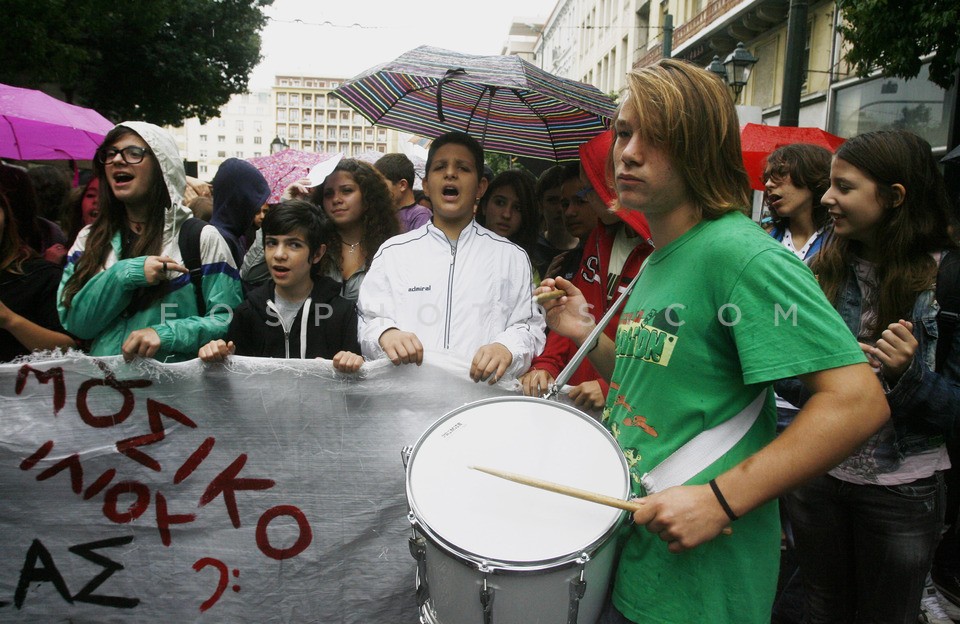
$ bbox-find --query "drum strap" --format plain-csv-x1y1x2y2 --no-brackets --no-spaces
640,389,768,494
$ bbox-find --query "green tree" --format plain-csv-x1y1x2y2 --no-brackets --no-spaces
838,0,960,89
0,0,272,126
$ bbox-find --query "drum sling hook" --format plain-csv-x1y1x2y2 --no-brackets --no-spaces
408,534,430,607
566,552,590,624
479,564,495,624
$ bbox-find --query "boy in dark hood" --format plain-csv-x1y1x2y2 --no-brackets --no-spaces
198,200,362,372
211,158,271,265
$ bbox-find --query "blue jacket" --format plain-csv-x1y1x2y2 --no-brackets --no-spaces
778,254,960,458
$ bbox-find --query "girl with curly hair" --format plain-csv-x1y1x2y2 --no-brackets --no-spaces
312,159,399,301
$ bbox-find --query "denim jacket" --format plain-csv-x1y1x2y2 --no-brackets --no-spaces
777,255,960,461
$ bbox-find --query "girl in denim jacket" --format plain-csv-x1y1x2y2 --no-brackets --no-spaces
782,130,960,623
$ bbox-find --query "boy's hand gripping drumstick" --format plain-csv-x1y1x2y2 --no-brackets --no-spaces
470,465,733,535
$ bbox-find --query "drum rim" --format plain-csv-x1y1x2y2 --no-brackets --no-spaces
405,395,629,572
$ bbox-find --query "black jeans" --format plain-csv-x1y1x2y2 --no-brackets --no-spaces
784,472,945,624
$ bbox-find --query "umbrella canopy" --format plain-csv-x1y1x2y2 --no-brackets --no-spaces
0,82,114,160
740,123,846,190
332,46,616,162
942,144,960,164
247,149,339,203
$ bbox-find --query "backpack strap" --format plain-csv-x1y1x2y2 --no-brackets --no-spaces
178,217,207,317
936,250,960,371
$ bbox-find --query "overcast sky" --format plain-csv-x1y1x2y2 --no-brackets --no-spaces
247,0,557,89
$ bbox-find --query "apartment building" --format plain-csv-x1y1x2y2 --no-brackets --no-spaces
168,90,275,180
272,75,400,157
522,0,954,155
532,0,650,97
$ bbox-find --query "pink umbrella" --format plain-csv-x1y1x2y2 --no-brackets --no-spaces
0,82,114,160
247,149,339,203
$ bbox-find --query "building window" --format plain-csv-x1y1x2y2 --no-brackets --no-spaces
277,109,286,121
199,165,208,174
253,136,262,145
752,38,778,109
304,94,312,105
199,150,208,158
217,135,226,143
277,93,287,105
290,93,300,106
341,129,349,139
290,109,300,122
830,63,951,149
255,121,262,132
236,136,244,144
234,151,244,157
199,134,208,142
217,151,226,158
236,120,244,131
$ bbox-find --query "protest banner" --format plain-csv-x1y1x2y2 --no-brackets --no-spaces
0,351,530,623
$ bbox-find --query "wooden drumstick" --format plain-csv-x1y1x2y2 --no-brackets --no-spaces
534,289,567,305
470,465,733,535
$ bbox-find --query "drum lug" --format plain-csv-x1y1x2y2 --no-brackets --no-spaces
401,445,413,468
408,534,430,607
566,552,591,624
478,562,495,624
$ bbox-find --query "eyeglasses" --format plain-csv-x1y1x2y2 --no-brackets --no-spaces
98,146,150,165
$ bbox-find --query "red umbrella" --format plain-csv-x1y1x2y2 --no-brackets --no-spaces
740,123,845,191
0,82,114,160
247,149,337,203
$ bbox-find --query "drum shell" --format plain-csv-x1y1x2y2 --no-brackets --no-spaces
413,522,621,624
405,396,629,624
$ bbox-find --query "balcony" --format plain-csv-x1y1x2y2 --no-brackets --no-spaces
635,0,788,67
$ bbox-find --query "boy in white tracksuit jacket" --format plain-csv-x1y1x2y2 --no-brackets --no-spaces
358,132,545,382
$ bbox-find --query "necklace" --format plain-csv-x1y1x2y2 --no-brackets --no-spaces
342,239,361,253
128,218,146,234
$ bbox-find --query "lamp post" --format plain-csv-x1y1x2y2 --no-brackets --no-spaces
270,136,288,154
706,42,758,103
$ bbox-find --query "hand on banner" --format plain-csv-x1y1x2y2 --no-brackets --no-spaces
379,328,424,366
520,368,555,397
470,343,512,384
331,351,364,373
568,380,606,410
122,328,162,361
199,339,236,362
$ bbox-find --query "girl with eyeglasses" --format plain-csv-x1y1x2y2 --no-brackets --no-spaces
58,122,242,362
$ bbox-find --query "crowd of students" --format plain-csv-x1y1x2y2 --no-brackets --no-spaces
2,57,960,623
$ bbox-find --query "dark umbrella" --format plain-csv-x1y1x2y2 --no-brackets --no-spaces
942,144,960,164
332,46,616,162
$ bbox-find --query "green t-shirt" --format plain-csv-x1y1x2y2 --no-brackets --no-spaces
606,212,864,624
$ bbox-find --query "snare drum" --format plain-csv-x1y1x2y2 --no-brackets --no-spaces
404,396,629,624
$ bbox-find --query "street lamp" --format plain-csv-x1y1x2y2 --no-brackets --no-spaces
270,136,288,154
706,42,758,102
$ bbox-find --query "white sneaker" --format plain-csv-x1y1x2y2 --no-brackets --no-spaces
921,580,956,624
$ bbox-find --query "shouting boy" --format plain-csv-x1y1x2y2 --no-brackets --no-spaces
357,131,545,382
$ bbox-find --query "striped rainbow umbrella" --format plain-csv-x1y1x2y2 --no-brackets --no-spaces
332,46,616,163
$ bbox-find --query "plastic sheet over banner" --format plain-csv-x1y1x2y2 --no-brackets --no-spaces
0,351,535,623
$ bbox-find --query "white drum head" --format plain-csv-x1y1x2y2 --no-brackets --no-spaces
406,397,629,565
